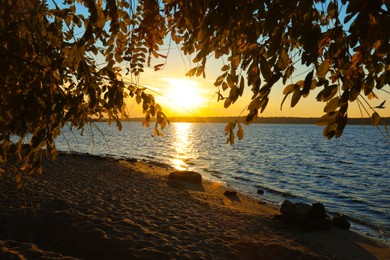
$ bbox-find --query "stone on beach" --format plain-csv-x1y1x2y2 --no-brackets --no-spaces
168,170,202,184
279,200,332,230
223,190,238,197
332,214,351,230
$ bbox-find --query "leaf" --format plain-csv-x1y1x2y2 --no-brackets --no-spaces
323,96,340,113
260,57,271,81
224,122,235,134
238,76,244,97
371,112,380,126
280,92,290,111
222,82,228,91
221,65,230,71
15,174,24,189
323,123,337,140
214,73,226,86
302,70,314,97
283,84,295,95
310,79,318,90
196,66,204,77
317,60,330,79
186,67,197,77
277,48,289,70
291,88,301,107
95,8,106,29
226,130,235,145
143,120,150,128
237,122,244,140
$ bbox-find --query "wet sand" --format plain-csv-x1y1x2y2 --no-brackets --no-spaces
1,153,389,259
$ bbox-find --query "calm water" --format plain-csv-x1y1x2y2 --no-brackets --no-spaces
55,122,390,241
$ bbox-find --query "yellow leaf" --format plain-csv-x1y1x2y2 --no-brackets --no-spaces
237,122,244,140
224,97,232,108
143,120,150,128
323,97,340,113
224,122,235,134
371,112,380,126
95,8,106,29
226,130,235,145
283,84,295,95
291,88,301,107
317,60,330,79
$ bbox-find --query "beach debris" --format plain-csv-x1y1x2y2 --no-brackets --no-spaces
257,189,264,195
168,171,202,184
278,200,333,230
332,214,351,230
223,190,238,197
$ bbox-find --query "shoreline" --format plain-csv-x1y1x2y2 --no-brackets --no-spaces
1,152,389,259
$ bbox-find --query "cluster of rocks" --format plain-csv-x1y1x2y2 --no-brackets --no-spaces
277,200,350,230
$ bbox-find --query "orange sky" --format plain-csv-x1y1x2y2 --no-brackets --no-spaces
124,47,390,120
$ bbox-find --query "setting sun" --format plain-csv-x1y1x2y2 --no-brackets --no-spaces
162,78,204,114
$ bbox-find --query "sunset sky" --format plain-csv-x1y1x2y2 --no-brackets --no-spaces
124,46,390,119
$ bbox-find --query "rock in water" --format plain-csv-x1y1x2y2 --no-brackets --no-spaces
168,171,202,184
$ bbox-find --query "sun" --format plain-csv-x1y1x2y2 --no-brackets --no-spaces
163,78,204,113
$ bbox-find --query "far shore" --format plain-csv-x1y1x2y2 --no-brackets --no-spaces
98,116,390,125
1,152,389,259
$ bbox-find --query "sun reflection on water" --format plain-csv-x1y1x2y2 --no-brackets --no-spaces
171,123,194,170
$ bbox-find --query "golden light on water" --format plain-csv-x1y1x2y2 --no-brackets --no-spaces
171,122,194,170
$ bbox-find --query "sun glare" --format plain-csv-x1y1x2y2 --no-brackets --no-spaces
163,78,204,113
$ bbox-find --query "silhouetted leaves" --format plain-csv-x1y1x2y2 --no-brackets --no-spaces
2,0,390,182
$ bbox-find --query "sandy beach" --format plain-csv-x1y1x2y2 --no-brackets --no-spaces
1,153,389,259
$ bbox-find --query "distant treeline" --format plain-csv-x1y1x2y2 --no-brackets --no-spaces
118,117,389,125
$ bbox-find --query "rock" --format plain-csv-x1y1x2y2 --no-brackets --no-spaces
257,189,264,195
279,200,333,230
280,200,295,215
332,214,350,229
223,191,237,197
168,171,202,184
309,218,332,230
294,203,312,216
311,203,327,218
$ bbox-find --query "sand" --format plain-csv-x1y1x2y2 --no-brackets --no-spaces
0,152,389,259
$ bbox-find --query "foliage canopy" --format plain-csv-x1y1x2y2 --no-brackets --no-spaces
1,0,389,181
